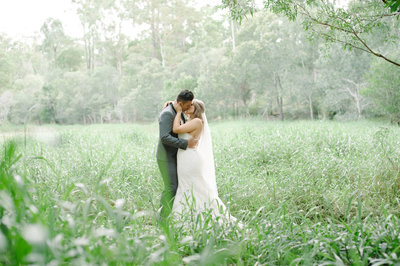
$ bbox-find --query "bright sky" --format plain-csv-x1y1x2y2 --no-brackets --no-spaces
0,0,220,41
0,0,82,39
0,0,348,41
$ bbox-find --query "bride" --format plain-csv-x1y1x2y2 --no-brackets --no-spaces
171,99,238,223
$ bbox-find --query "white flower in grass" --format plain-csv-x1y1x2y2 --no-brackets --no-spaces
46,234,63,255
132,210,150,218
180,236,193,244
0,191,14,212
73,237,89,246
14,175,24,186
25,252,46,264
29,205,39,214
60,201,76,211
149,246,168,263
182,254,201,264
115,198,125,209
93,227,116,238
75,183,88,194
1,215,14,229
99,178,112,186
22,224,48,245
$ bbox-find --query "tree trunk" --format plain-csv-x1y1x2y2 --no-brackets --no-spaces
355,87,361,119
53,45,58,67
309,94,314,120
181,36,186,53
262,106,269,120
82,23,95,72
158,29,165,67
274,72,284,121
231,19,236,51
90,31,95,71
117,21,123,76
114,41,123,75
83,24,90,71
311,66,317,120
132,108,137,123
277,96,283,121
343,79,363,119
117,52,122,76
150,4,161,61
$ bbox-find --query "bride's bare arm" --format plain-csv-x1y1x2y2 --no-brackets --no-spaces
173,112,202,134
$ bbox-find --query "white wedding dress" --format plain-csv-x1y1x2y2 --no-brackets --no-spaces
172,114,238,224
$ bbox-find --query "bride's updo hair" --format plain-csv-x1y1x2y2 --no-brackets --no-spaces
192,99,205,121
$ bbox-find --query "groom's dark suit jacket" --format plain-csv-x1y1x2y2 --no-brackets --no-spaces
156,104,188,161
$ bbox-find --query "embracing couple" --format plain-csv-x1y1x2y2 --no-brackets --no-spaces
156,90,237,224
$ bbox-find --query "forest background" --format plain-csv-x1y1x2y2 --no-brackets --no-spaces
0,0,399,125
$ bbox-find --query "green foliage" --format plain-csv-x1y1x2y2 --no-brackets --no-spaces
223,0,400,67
385,0,400,12
363,56,400,124
0,57,13,90
133,59,166,120
164,75,198,102
56,47,84,71
0,141,48,264
40,18,68,67
221,0,257,23
1,121,400,264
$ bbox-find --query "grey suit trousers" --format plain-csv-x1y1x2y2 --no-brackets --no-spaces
157,158,178,219
156,104,188,220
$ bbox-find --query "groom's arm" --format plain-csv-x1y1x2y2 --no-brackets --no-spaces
159,111,188,150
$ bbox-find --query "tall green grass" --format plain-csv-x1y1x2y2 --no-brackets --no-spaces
1,121,400,264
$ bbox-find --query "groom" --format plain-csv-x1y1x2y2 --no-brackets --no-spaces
156,90,197,220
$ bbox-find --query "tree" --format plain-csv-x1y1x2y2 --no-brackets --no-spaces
9,74,44,124
56,47,84,71
0,91,13,123
316,45,371,120
50,71,91,124
0,35,18,92
231,11,317,120
124,0,165,63
90,65,121,122
40,18,67,67
133,59,165,120
39,85,58,123
98,0,129,76
222,0,400,67
72,0,114,72
364,56,400,123
124,0,201,67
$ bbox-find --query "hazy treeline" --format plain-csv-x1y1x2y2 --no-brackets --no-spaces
0,0,399,124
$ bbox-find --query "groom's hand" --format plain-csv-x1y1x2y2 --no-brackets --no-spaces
187,137,198,148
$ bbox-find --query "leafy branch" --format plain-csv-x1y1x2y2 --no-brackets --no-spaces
222,0,400,67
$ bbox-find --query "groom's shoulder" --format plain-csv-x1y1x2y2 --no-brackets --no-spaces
159,105,174,117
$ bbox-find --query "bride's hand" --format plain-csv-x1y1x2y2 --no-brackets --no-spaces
162,100,173,109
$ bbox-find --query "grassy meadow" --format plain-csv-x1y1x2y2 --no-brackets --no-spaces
1,120,400,265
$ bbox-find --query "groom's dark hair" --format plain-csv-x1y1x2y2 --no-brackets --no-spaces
177,90,194,103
